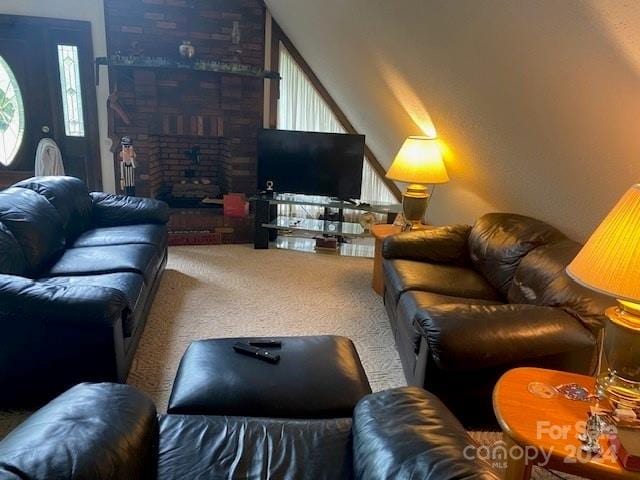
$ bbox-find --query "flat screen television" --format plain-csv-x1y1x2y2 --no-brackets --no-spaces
257,129,365,200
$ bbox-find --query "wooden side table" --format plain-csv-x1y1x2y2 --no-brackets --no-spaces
493,367,638,480
371,224,402,296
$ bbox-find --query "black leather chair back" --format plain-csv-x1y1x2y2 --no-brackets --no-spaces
468,212,566,294
508,239,610,332
0,383,158,480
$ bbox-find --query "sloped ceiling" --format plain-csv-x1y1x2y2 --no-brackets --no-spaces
265,0,640,241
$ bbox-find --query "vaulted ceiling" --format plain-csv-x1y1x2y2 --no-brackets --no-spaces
266,0,640,240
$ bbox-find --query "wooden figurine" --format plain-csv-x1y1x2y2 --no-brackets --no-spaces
119,136,136,196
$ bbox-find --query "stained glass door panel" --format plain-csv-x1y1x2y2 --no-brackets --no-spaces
0,56,25,167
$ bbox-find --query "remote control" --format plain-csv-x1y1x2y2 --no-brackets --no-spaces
233,342,280,364
249,340,282,349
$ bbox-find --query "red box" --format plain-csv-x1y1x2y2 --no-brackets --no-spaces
223,193,249,218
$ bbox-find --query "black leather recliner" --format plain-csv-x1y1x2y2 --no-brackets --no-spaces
382,213,611,427
0,382,500,479
0,176,169,407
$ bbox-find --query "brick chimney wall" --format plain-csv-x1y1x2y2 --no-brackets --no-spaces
104,0,265,198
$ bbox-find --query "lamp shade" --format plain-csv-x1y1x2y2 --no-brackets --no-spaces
567,184,640,303
386,136,449,184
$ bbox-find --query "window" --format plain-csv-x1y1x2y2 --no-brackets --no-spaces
277,44,396,205
0,56,25,167
57,45,85,137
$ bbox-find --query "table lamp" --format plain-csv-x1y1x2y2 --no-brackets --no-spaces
567,184,640,409
386,136,449,230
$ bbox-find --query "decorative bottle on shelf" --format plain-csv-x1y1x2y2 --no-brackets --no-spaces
229,21,242,62
231,21,241,45
179,40,196,59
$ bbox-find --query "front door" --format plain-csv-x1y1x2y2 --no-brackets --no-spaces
0,15,100,190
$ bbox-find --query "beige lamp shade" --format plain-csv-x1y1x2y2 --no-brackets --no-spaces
567,184,640,303
386,136,449,184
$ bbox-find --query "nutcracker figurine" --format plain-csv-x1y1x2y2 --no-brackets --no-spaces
119,136,136,196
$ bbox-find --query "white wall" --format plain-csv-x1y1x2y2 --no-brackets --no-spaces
266,0,640,241
0,0,114,192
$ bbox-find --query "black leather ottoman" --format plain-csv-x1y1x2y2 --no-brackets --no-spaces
168,335,372,418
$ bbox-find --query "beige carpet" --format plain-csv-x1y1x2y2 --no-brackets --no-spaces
0,245,582,478
127,244,405,410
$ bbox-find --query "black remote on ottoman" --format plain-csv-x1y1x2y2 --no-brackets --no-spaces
233,342,280,364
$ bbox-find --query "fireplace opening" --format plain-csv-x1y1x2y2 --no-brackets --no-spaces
149,134,231,208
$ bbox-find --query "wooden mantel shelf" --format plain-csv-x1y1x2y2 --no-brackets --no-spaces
95,56,280,83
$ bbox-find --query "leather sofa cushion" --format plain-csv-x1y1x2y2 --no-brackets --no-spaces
468,213,566,295
46,244,161,283
0,187,65,274
73,224,167,250
415,303,596,372
40,272,146,312
158,414,354,480
91,192,169,226
397,291,503,355
14,176,92,243
383,258,501,305
508,239,610,332
168,336,371,419
0,222,27,275
382,225,471,263
0,383,157,480
353,387,500,480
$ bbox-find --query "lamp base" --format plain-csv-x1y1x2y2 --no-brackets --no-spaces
596,303,640,409
402,184,429,231
596,370,640,409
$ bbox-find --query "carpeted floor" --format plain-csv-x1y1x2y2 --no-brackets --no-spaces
0,245,583,478
127,244,406,410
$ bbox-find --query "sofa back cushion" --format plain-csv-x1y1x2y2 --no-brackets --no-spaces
0,222,27,275
468,213,567,294
90,192,170,227
14,176,92,242
0,187,65,274
508,239,610,332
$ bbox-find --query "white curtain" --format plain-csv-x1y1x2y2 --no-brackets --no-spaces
277,44,396,220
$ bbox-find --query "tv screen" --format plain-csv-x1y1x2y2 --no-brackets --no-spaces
257,129,365,200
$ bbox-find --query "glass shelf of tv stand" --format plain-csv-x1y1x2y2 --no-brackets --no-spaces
262,216,368,237
254,193,402,215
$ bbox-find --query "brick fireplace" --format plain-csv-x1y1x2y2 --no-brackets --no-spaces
103,0,268,243
149,135,230,205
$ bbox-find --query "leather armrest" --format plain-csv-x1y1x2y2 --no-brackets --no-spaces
414,304,596,371
90,192,169,227
0,274,129,325
0,276,132,404
382,224,471,263
0,383,158,480
353,387,500,480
